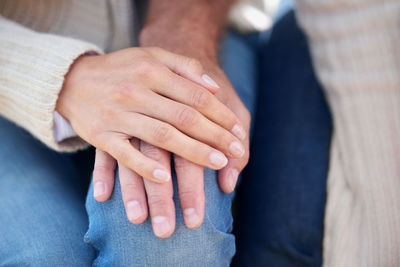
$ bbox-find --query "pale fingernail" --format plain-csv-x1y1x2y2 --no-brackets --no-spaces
202,74,220,88
94,182,105,198
127,200,143,221
228,169,239,192
209,152,228,168
183,208,201,228
153,169,171,182
232,124,246,140
152,216,171,237
229,141,245,158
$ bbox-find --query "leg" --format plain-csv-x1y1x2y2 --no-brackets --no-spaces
0,117,95,266
84,33,258,267
85,168,235,267
232,12,332,267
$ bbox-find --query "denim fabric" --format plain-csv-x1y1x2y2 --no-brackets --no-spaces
0,117,95,266
232,11,332,267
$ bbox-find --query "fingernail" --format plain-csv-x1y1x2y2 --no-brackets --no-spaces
202,74,220,88
232,124,246,140
153,169,171,182
229,141,245,158
228,169,239,192
183,208,201,228
152,216,171,237
127,200,143,221
94,182,105,198
209,152,228,168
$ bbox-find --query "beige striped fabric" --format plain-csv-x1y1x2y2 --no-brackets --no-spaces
295,0,400,266
0,0,134,151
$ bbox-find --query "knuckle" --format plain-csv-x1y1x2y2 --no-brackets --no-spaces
135,60,158,78
147,194,171,207
121,183,140,196
99,105,116,122
112,82,133,102
93,165,112,177
213,130,231,147
191,89,212,109
241,151,250,167
140,144,164,162
173,156,188,170
112,80,145,106
186,58,203,72
243,108,251,124
176,107,198,128
179,189,200,201
113,147,130,164
152,124,172,143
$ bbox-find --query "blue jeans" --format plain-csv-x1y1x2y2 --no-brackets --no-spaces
0,11,330,267
232,11,331,267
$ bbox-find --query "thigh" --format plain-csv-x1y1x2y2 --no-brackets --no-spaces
233,12,332,267
0,117,95,266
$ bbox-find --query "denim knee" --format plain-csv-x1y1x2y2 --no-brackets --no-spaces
85,168,235,267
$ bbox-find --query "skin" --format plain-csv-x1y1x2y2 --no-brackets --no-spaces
91,0,251,238
57,47,246,181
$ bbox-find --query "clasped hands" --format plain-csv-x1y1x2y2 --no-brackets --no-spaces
57,47,250,238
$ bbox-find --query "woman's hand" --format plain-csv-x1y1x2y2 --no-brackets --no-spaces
57,47,246,183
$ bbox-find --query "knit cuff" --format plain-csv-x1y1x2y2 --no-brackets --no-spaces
0,18,103,152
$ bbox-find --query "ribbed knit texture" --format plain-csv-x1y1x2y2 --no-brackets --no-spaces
0,0,133,151
295,0,400,266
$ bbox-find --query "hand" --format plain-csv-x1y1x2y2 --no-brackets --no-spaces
92,61,250,238
57,47,247,184
206,64,251,193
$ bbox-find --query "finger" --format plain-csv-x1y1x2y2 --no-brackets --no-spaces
103,134,171,183
218,145,250,193
140,141,176,238
93,149,116,202
119,138,148,224
174,155,205,229
147,47,220,94
140,91,245,159
146,67,246,141
118,112,229,170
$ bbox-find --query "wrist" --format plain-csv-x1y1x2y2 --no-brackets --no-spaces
139,4,221,63
140,27,219,64
56,54,93,122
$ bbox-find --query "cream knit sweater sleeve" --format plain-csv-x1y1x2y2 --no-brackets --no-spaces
0,15,103,152
295,0,400,266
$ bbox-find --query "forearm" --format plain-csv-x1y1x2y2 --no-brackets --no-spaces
139,0,234,61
